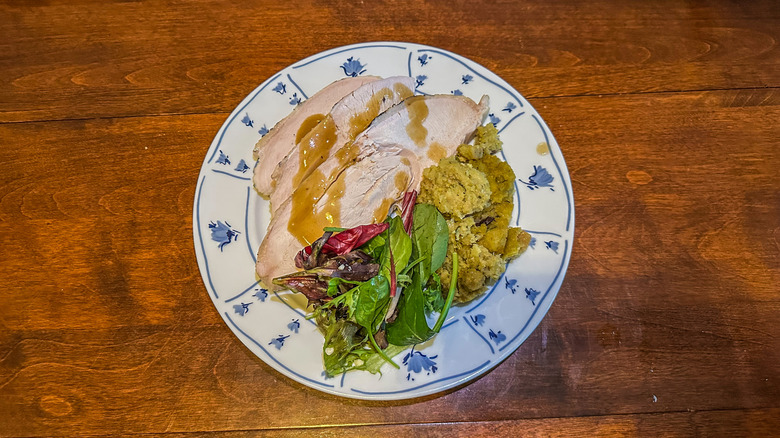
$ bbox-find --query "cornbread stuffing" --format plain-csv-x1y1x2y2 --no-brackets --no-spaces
419,123,531,303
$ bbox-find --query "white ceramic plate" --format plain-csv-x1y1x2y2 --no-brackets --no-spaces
193,42,573,400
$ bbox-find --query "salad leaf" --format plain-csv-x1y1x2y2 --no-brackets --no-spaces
280,198,455,376
389,216,412,270
386,250,458,345
322,317,363,375
322,317,405,377
297,223,389,265
432,253,458,333
358,343,406,374
385,267,431,345
326,277,362,297
353,274,391,332
360,232,386,260
410,203,449,282
400,190,418,234
318,293,399,376
422,271,445,314
272,272,330,304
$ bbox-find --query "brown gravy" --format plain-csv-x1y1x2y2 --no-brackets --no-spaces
287,83,414,245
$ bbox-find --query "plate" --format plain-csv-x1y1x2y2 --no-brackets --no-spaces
193,42,574,400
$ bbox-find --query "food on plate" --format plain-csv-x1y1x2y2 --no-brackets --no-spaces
252,76,380,195
417,155,491,219
251,75,528,375
256,149,417,292
266,76,415,213
254,86,489,288
272,198,457,376
419,124,531,302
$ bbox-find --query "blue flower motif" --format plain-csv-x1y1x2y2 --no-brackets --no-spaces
518,165,555,191
209,220,240,251
461,74,473,85
215,150,231,166
289,92,301,106
258,124,269,137
488,113,501,126
488,329,506,345
415,75,427,88
451,89,463,96
502,102,517,113
287,319,300,333
321,370,334,380
418,54,431,66
403,346,438,381
505,277,518,294
272,82,287,94
269,335,290,350
529,237,537,249
545,240,559,254
525,287,540,305
241,113,253,128
233,302,251,316
470,314,486,326
234,159,250,173
253,288,268,302
340,56,366,77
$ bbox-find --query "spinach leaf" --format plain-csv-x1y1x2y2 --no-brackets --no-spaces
359,232,386,260
386,254,459,346
385,204,451,346
385,267,431,345
387,215,412,275
353,274,391,332
411,204,449,282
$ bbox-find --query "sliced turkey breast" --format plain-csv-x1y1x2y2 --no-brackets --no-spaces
354,94,490,182
268,76,415,212
252,76,379,196
282,94,489,237
256,149,416,289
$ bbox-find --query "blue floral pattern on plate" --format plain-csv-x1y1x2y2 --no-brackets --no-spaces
194,42,573,401
209,220,240,251
240,113,254,128
488,329,506,345
403,346,438,381
272,82,287,94
519,165,555,191
341,57,367,77
525,288,541,305
233,302,252,316
269,335,290,350
234,159,250,173
215,150,230,166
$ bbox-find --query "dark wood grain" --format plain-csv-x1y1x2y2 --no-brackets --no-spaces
1,0,778,122
127,408,780,436
1,0,779,436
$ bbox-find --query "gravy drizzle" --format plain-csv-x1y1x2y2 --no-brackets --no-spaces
288,84,414,245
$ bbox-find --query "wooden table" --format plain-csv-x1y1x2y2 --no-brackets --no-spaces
2,1,778,436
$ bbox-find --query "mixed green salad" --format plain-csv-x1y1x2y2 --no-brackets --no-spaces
273,191,458,377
